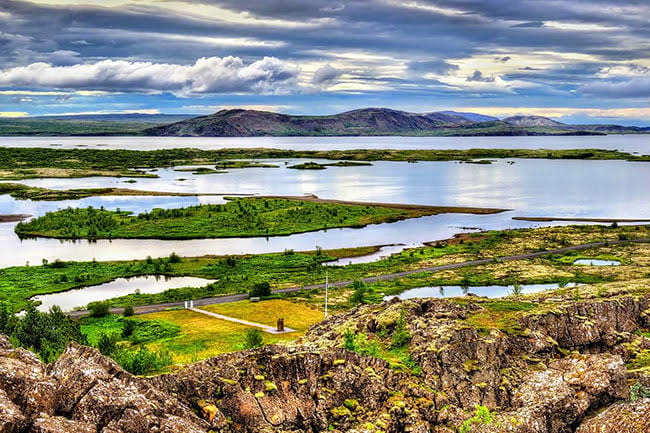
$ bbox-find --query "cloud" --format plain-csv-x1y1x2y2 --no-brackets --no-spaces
495,56,511,63
466,70,495,82
311,64,342,85
409,59,459,75
580,76,650,98
0,56,300,95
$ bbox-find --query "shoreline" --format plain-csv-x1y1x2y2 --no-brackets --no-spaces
253,194,509,215
0,214,31,223
513,216,650,223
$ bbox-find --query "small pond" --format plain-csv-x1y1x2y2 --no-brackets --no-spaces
386,282,578,300
33,275,216,312
573,259,621,266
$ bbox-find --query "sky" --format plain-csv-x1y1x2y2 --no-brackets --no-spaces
0,0,649,125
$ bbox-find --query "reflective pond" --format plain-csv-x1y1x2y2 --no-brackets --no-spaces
386,282,579,300
573,259,621,266
33,275,216,312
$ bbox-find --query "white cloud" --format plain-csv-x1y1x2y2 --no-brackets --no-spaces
455,106,650,119
0,56,300,95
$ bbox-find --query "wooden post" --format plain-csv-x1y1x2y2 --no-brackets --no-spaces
277,318,285,332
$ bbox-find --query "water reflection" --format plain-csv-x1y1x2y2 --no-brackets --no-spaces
33,275,216,312
1,135,649,153
386,282,579,300
0,158,647,268
573,259,621,266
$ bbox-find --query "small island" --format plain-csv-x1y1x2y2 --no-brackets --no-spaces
14,196,505,240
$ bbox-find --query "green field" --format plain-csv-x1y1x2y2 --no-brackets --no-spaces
14,196,491,240
2,224,648,313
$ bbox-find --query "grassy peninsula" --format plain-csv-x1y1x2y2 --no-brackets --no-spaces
0,182,221,201
15,196,500,240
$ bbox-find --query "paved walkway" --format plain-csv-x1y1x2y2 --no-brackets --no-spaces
188,307,296,334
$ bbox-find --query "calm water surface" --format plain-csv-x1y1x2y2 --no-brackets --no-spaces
573,259,621,266
1,134,649,153
387,282,579,300
33,275,216,312
0,157,648,268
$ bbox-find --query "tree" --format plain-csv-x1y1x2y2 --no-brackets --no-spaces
348,280,367,305
88,301,111,318
96,332,119,356
0,303,13,334
249,282,271,298
243,329,264,349
122,319,137,338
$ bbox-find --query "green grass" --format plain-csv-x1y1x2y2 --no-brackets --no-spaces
288,161,373,170
2,224,649,314
14,196,460,240
136,300,323,363
0,147,647,179
0,182,202,201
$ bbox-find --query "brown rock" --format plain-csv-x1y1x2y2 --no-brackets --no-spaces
0,388,26,433
30,415,96,433
575,398,650,433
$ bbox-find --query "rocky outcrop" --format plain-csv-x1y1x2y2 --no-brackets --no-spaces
1,286,649,433
575,398,650,433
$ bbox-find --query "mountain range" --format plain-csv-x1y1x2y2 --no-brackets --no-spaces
145,108,649,137
1,108,647,136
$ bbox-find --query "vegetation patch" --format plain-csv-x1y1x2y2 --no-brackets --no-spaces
15,196,493,240
0,147,647,179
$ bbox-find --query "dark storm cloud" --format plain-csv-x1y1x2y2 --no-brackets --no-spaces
466,70,495,82
312,64,342,85
580,76,650,98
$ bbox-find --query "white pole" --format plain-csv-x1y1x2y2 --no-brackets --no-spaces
325,270,329,318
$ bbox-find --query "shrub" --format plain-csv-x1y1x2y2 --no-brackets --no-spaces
113,346,173,375
96,332,119,356
168,252,181,263
391,309,411,349
348,280,367,305
630,382,650,401
88,301,111,318
123,305,134,317
243,329,264,349
250,282,271,298
122,319,137,338
458,405,495,433
343,328,357,351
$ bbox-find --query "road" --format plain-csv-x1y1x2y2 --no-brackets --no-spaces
66,238,649,319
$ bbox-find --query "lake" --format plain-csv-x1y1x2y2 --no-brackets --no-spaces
1,134,648,153
0,137,648,269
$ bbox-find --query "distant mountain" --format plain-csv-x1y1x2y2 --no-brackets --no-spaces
146,108,645,137
437,110,499,123
31,113,195,123
0,113,195,136
2,108,646,136
146,108,449,137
